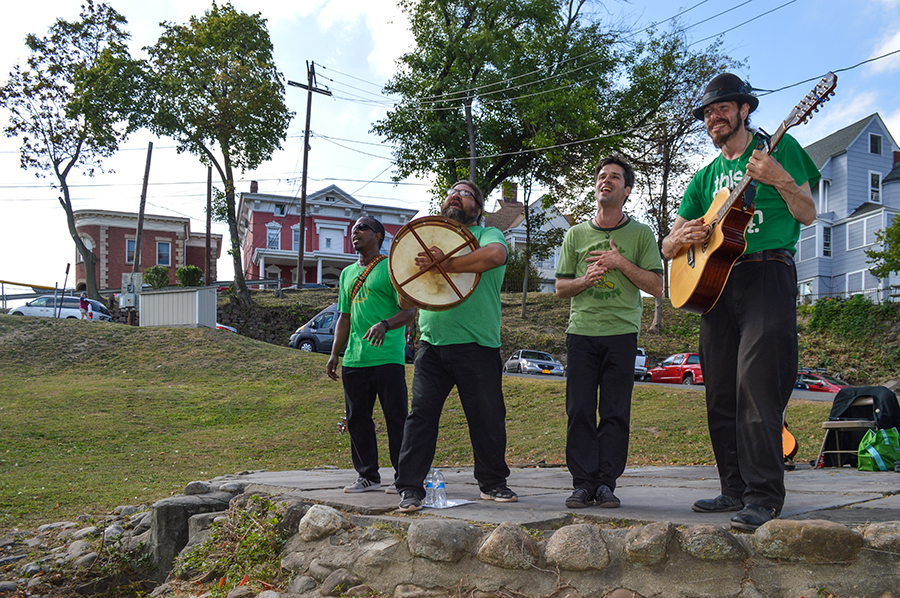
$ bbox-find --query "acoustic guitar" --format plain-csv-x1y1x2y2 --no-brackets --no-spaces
670,72,838,314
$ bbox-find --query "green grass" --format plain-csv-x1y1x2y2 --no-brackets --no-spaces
0,313,834,532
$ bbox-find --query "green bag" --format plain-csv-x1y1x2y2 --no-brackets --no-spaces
858,427,900,471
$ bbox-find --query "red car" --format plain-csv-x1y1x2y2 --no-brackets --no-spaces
796,371,850,393
648,352,704,385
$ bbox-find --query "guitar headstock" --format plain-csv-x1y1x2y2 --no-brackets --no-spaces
786,72,837,129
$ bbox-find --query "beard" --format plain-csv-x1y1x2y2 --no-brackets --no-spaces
708,114,743,148
442,204,477,225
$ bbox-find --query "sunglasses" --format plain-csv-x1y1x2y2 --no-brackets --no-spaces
353,223,375,232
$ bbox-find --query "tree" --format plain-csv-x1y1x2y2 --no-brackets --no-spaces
0,1,141,300
372,0,630,205
866,218,900,281
142,2,293,308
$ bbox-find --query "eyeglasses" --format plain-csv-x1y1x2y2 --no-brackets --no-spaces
446,188,476,200
353,223,374,232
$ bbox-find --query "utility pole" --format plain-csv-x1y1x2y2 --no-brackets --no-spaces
206,166,212,285
288,62,331,288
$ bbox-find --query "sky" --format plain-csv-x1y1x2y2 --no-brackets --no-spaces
2,0,900,298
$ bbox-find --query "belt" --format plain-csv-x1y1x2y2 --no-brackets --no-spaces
736,248,794,266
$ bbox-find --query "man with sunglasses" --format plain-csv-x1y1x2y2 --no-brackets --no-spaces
328,216,415,495
662,73,819,531
396,180,516,512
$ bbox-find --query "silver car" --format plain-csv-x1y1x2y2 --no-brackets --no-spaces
503,349,565,376
10,295,112,321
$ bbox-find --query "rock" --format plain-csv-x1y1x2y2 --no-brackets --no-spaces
73,552,99,568
216,481,246,493
225,586,254,598
23,537,42,548
603,590,645,598
37,522,77,533
319,568,361,596
132,512,152,535
407,520,481,562
104,524,125,541
393,584,449,598
67,540,92,559
679,524,746,561
257,591,281,598
545,523,610,571
288,575,317,594
308,558,335,582
0,581,17,593
72,526,99,540
625,521,675,566
865,521,900,552
345,585,376,596
752,519,864,562
476,521,539,570
184,481,212,495
298,505,348,542
274,498,310,538
115,505,145,517
281,550,312,573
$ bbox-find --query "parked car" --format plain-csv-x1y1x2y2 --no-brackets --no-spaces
216,323,237,332
796,369,850,393
10,295,112,322
289,303,338,353
503,349,565,376
635,347,649,380
648,352,704,385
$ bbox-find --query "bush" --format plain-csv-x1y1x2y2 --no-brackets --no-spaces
144,265,170,289
176,265,204,287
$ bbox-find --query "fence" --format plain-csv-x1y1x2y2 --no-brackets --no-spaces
798,286,900,305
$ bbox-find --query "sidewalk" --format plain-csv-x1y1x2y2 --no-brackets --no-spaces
229,463,900,529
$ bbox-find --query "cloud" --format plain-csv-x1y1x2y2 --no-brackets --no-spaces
867,29,900,75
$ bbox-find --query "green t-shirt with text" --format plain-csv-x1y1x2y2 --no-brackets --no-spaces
678,132,821,255
337,258,405,368
556,218,663,337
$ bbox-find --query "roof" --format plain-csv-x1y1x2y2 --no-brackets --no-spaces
885,163,900,184
803,114,876,169
847,201,885,219
484,200,525,231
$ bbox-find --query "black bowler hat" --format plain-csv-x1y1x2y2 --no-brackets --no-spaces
692,73,758,121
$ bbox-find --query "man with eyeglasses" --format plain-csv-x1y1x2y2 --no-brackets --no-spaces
396,180,516,512
662,73,820,531
328,216,415,495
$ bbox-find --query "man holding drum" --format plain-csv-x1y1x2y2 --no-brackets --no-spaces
327,216,415,495
556,154,664,509
395,180,517,512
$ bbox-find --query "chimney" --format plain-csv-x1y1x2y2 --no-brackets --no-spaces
501,181,518,204
894,150,900,168
250,180,259,193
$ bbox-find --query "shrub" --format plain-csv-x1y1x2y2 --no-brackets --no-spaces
144,265,170,289
176,265,204,287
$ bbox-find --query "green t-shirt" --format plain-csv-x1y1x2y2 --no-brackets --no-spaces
337,258,405,367
556,218,663,337
419,226,507,348
679,132,821,255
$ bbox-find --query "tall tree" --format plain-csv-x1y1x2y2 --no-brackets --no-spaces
0,1,141,300
866,218,900,282
372,0,629,204
142,2,293,307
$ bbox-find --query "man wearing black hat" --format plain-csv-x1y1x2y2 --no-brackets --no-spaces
662,73,820,531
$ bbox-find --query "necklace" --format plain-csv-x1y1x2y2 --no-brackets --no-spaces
593,213,627,238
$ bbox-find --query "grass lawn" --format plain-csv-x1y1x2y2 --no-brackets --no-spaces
0,314,831,531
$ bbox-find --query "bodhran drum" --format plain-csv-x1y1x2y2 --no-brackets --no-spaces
388,215,481,311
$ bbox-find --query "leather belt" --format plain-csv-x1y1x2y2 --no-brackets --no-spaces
736,248,794,266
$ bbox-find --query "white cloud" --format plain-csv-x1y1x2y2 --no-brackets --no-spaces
867,29,900,75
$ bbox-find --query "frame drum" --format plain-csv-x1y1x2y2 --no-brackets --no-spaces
388,216,481,311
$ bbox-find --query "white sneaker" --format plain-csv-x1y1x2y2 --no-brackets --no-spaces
344,477,381,493
384,483,399,494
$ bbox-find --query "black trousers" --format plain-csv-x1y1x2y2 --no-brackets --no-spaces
396,342,510,497
565,332,636,493
700,257,798,511
341,363,408,483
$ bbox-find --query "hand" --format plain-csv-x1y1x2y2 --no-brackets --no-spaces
326,356,339,381
586,238,627,272
747,149,790,187
363,321,388,347
676,218,709,245
415,246,447,271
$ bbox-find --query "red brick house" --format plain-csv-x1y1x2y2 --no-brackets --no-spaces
73,210,223,291
236,183,419,287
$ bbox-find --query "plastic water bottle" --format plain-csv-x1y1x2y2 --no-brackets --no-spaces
424,468,435,506
433,468,447,508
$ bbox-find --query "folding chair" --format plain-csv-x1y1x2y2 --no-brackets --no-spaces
815,395,876,467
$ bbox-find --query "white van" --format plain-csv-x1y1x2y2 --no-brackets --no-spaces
10,295,113,321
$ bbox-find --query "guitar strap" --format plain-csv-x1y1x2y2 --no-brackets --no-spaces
742,130,772,211
350,254,387,306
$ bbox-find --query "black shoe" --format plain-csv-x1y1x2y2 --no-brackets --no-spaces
398,490,422,512
565,488,594,509
480,486,518,502
692,494,742,513
595,484,620,508
730,504,779,531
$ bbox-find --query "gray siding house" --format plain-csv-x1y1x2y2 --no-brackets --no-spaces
796,113,900,302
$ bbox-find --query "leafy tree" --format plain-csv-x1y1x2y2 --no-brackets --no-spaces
866,217,900,281
502,248,542,293
0,1,142,300
142,2,294,308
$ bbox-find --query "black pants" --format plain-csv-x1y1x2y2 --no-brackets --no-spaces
565,333,636,493
341,363,408,484
700,257,798,511
396,342,510,497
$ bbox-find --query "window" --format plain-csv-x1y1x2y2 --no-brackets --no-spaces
325,238,332,249
267,228,279,249
275,204,286,216
822,226,832,257
126,239,136,264
870,171,882,203
157,241,171,266
870,133,882,155
77,237,93,264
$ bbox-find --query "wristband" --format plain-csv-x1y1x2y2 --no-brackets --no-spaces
381,319,391,331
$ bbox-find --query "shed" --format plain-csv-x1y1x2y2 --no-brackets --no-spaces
139,286,217,328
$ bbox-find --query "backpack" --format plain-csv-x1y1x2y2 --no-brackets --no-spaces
858,427,900,471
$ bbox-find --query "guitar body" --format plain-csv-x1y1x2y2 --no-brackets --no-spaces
670,187,754,314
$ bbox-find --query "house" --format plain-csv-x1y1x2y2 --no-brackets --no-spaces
73,210,222,291
795,113,900,302
484,183,570,292
235,182,419,287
